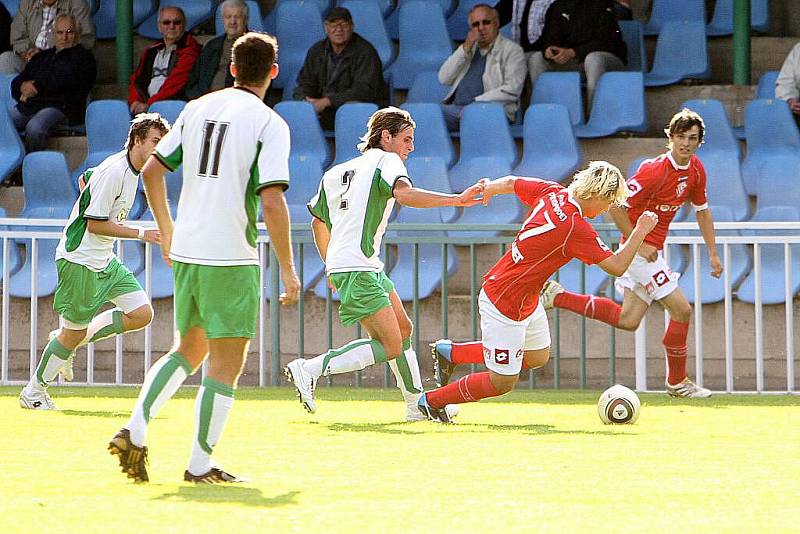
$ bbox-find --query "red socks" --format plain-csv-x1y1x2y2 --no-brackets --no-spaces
427,372,500,408
663,319,689,385
553,292,621,327
450,341,484,364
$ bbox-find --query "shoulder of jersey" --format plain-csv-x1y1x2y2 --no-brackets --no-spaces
93,150,128,174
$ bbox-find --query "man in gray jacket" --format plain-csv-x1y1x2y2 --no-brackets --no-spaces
438,3,526,131
776,42,800,126
0,0,94,74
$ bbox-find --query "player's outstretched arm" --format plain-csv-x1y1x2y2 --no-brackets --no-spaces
393,180,484,208
598,211,659,277
141,155,174,264
696,208,724,278
260,185,300,305
480,176,516,205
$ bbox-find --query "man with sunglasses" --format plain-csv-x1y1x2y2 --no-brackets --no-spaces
438,3,525,131
128,6,200,115
293,7,387,130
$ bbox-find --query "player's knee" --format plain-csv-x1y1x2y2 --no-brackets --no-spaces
671,304,692,323
383,339,404,360
524,348,550,369
398,322,413,343
489,372,518,395
616,312,642,331
127,304,154,329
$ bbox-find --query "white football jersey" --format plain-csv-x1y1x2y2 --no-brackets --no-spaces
56,150,139,271
154,87,290,266
308,149,410,273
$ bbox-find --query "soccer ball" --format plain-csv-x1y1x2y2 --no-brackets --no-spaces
597,384,640,424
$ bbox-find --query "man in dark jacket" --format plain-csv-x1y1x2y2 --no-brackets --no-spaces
293,7,387,130
529,0,626,108
185,0,247,99
10,13,95,152
128,6,200,114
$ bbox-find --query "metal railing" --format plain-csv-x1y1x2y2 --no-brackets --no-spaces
1,218,798,393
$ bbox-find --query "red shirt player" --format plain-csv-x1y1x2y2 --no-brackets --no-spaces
418,161,658,423
543,108,724,399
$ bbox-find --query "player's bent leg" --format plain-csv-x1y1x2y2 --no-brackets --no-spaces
20,325,86,410
616,289,650,332
522,347,551,370
186,337,249,482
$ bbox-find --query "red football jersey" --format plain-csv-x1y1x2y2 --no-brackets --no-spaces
625,152,708,250
482,178,614,321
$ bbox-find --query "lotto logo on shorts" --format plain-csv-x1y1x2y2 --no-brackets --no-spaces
653,270,670,287
494,349,510,365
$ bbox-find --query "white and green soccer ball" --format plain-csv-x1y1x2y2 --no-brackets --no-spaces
597,384,640,425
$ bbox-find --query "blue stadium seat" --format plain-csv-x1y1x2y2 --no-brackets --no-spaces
752,152,800,210
741,99,800,196
274,101,331,166
385,0,452,90
284,154,324,220
7,205,70,297
707,0,769,36
644,21,710,87
262,2,277,34
405,156,458,222
21,152,76,209
266,240,326,299
400,103,455,168
1,73,15,111
385,0,452,40
618,20,646,72
148,99,185,125
626,156,648,179
555,260,610,297
530,72,583,126
273,0,325,89
698,151,750,221
445,0,485,41
574,72,647,138
406,71,450,104
512,104,581,183
449,103,516,191
333,102,378,165
340,0,393,67
737,206,800,304
0,0,18,16
93,0,156,39
756,70,779,99
281,75,299,103
0,207,22,282
678,206,751,304
76,100,131,180
137,0,215,39
214,0,265,34
386,205,458,301
643,0,705,35
449,156,524,238
0,107,24,185
681,98,740,159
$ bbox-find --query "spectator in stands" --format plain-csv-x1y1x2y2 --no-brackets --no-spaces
0,0,94,75
529,0,627,108
128,6,200,115
438,3,526,131
185,0,248,99
10,14,95,152
495,0,557,79
293,7,387,130
0,3,11,55
776,42,800,125
612,0,632,21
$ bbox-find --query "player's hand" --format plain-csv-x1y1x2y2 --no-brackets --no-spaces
456,181,485,207
635,210,658,234
159,230,173,267
709,253,724,279
141,229,161,245
279,269,301,306
637,243,658,262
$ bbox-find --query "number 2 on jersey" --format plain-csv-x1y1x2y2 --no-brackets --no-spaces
338,170,355,210
198,120,229,178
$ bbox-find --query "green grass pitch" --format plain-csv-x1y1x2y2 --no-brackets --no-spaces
2,386,798,533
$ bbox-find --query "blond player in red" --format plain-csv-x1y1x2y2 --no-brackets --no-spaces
418,161,658,422
541,108,723,398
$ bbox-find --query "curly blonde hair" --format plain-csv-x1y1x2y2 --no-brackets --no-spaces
567,161,628,206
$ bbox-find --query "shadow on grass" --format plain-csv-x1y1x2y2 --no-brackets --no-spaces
325,421,624,437
60,409,127,418
153,487,300,508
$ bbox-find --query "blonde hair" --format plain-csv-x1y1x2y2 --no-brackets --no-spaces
567,161,628,206
357,107,416,153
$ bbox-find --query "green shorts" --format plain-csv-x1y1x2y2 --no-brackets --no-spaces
53,258,143,326
173,261,260,339
329,271,394,326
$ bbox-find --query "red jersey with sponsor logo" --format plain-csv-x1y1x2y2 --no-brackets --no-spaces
625,152,708,250
482,178,614,321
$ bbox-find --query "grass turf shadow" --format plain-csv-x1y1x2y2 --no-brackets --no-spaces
60,409,128,418
152,487,300,508
324,421,624,436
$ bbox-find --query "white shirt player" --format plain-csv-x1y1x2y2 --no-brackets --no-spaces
308,148,411,274
154,87,291,266
55,150,139,272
